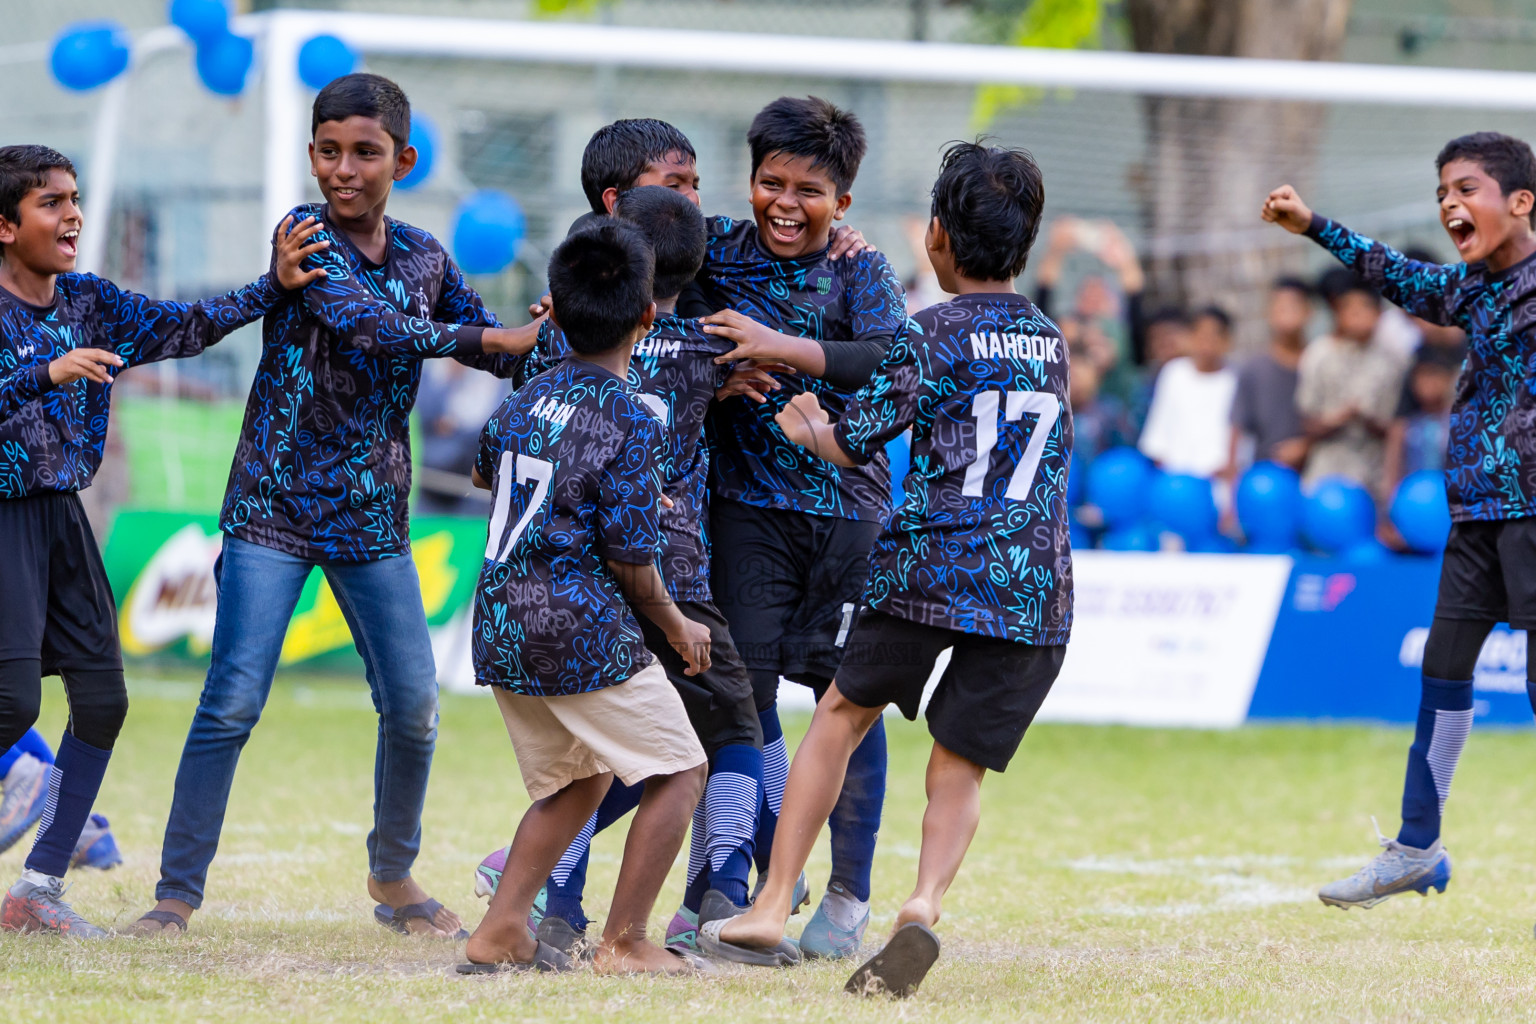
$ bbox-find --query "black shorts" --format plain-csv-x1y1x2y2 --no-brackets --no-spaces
0,492,121,673
710,498,881,706
1435,517,1536,629
636,599,761,757
834,609,1064,773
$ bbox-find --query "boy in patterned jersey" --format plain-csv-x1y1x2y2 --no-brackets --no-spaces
1264,133,1536,911
460,222,710,976
474,187,796,964
706,142,1071,1000
0,144,302,937
130,74,541,938
685,96,909,960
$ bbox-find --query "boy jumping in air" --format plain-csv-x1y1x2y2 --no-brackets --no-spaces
1263,131,1536,909
706,141,1072,998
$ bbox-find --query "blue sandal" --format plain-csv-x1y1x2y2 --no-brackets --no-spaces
373,898,469,940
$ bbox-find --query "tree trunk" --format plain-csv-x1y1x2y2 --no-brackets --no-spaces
1127,0,1352,348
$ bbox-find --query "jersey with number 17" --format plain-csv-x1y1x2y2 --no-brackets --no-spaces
834,293,1073,645
472,358,666,697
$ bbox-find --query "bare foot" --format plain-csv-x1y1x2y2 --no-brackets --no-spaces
367,875,463,938
716,904,789,949
465,927,539,966
594,937,694,976
123,898,193,936
892,895,940,939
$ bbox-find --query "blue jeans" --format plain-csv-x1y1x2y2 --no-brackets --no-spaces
156,536,439,908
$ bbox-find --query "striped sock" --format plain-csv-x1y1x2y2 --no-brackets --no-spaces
1398,675,1473,849
704,744,762,908
754,707,787,874
25,733,109,879
682,799,710,914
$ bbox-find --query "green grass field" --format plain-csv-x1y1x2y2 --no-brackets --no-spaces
5,673,1536,1023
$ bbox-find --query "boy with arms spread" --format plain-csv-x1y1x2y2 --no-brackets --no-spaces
0,144,303,936
691,96,909,960
708,142,1071,998
476,187,793,963
1263,131,1536,909
462,222,710,975
130,73,538,937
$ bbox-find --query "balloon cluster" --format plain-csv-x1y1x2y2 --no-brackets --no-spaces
172,0,252,96
1076,446,1451,558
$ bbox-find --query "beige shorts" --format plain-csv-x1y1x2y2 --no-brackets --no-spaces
494,660,706,801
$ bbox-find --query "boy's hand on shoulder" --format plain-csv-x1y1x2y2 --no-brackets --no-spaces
528,293,552,319
775,391,831,449
274,215,330,290
48,347,124,385
1262,186,1313,234
483,314,547,355
828,225,874,261
704,310,797,365
668,616,712,676
715,361,792,404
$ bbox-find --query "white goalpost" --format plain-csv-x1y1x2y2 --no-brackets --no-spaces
79,6,1536,274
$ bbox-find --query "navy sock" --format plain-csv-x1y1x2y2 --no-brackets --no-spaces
25,733,110,878
544,779,644,929
1398,675,1473,850
754,707,787,875
682,799,711,914
705,744,762,908
827,715,886,903
1526,680,1536,717
0,727,55,778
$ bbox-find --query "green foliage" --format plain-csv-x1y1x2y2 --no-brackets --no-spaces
970,0,1105,130
532,0,609,17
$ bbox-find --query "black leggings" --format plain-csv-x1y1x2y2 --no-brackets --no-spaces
1420,617,1524,681
0,658,128,753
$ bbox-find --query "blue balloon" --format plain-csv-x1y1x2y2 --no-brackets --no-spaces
51,22,130,92
1100,525,1158,552
397,115,438,191
1149,472,1217,543
169,0,228,43
1236,461,1303,548
1303,476,1376,554
1087,447,1153,529
1390,470,1452,553
1343,539,1392,565
297,34,357,91
195,31,252,96
452,191,526,275
884,432,910,510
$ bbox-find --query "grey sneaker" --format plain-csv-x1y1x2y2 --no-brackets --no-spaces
0,754,49,855
0,876,109,938
799,880,870,960
1319,833,1452,910
751,870,810,915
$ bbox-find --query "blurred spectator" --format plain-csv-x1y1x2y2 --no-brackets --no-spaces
1296,270,1407,495
1226,277,1312,476
1383,345,1461,491
1070,349,1135,475
1035,217,1147,410
414,360,512,515
1138,306,1236,478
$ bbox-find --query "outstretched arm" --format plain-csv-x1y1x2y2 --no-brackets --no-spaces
0,348,127,425
96,272,284,369
1263,185,1460,325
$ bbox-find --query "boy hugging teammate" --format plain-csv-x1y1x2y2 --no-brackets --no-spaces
478,186,785,961
708,142,1071,998
1264,133,1536,911
694,96,909,959
463,222,712,976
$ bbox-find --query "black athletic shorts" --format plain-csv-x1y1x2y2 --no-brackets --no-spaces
834,609,1065,773
636,599,762,757
0,492,121,673
1435,517,1536,629
710,498,881,706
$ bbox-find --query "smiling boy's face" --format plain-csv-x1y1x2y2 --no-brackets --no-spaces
310,115,416,226
0,167,82,275
749,151,851,259
1438,157,1534,264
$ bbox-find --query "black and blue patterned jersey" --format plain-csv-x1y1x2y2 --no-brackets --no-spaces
523,315,733,602
472,357,666,696
0,273,281,499
220,203,518,563
696,216,907,523
834,293,1073,644
1308,214,1536,522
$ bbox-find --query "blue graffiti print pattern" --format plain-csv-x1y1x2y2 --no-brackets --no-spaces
0,272,281,498
836,294,1073,644
473,358,666,696
697,216,907,522
1309,214,1536,522
220,203,518,562
523,316,732,602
